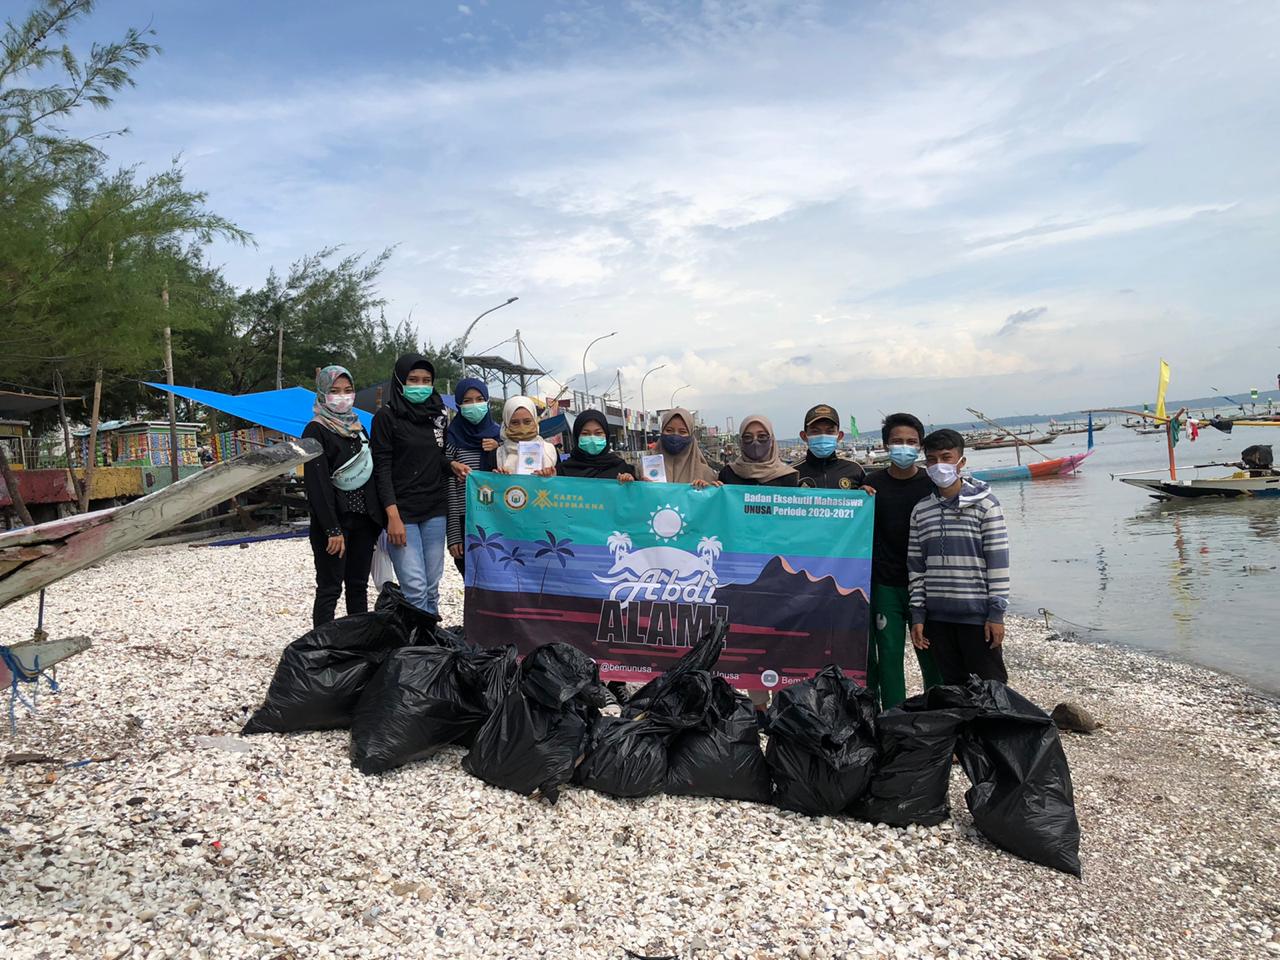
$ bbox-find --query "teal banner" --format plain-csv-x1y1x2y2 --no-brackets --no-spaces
464,474,872,690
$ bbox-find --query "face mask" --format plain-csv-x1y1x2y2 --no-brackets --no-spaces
578,435,607,455
506,421,539,441
325,393,354,413
742,438,772,462
807,435,837,458
888,444,919,468
926,462,959,488
459,402,488,424
403,384,434,403
661,433,691,455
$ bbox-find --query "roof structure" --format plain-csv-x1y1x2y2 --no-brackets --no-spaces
462,355,545,378
0,389,76,417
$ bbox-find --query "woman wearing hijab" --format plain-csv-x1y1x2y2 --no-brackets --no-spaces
558,410,636,481
658,407,719,488
445,378,500,575
496,396,558,476
371,354,470,616
719,415,799,487
301,366,385,627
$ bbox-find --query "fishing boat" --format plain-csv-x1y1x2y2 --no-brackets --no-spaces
1099,361,1280,502
1048,419,1108,436
973,450,1093,483
1119,473,1280,499
971,432,1057,450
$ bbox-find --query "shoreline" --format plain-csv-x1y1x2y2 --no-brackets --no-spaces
1,538,1277,959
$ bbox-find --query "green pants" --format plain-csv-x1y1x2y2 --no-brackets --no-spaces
867,583,943,710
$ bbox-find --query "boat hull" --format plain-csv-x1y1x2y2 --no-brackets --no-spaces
972,451,1093,483
1120,475,1280,499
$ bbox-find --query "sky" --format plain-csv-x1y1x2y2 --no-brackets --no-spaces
70,0,1280,431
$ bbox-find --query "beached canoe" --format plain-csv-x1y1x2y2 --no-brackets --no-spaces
972,450,1093,483
1119,473,1280,499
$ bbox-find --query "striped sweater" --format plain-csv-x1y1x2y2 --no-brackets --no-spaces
907,478,1010,626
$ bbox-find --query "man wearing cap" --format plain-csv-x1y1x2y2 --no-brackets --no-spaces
794,404,870,491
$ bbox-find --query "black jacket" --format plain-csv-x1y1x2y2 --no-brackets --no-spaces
301,421,384,534
793,452,867,490
371,404,454,524
717,465,799,487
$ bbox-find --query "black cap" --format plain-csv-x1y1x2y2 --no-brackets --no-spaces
803,403,840,429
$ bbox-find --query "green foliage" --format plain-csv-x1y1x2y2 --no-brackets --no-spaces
0,0,246,413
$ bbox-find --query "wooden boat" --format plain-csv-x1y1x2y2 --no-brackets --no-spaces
1120,473,1280,499
972,450,1093,483
1,440,319,688
1048,420,1108,435
971,432,1057,450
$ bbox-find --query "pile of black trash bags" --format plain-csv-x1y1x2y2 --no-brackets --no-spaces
242,594,1081,876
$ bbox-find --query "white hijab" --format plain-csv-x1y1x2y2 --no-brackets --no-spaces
499,396,559,472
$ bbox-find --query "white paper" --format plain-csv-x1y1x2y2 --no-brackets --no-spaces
516,440,543,475
641,454,667,483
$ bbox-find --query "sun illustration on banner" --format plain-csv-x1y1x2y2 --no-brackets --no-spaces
649,504,687,541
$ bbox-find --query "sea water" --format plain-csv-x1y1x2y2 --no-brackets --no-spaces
962,424,1280,694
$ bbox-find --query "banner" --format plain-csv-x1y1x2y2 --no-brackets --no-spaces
464,474,872,690
1155,359,1170,421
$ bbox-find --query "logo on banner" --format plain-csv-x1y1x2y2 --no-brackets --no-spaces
503,486,528,510
594,528,722,607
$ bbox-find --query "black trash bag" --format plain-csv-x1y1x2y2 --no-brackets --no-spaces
957,679,1082,877
665,678,770,803
763,664,879,816
461,642,601,802
853,685,977,827
625,617,727,715
574,715,673,797
373,582,447,645
456,644,519,714
575,672,712,798
350,645,491,774
242,611,406,734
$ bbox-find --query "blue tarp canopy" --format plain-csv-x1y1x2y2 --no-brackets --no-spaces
145,383,373,438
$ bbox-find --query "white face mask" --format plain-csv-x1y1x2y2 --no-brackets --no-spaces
326,393,355,413
926,462,959,487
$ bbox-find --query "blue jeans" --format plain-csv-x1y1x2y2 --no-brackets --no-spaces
388,515,446,616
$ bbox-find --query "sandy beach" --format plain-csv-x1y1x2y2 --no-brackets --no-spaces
1,535,1277,960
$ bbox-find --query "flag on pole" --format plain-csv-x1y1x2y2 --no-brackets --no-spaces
848,415,859,437
1155,359,1171,421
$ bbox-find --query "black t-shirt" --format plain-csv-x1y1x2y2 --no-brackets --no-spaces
865,466,936,588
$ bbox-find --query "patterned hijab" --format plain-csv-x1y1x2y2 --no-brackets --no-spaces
498,396,558,473
311,365,362,438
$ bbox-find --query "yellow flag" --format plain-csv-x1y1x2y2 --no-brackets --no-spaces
1155,359,1170,421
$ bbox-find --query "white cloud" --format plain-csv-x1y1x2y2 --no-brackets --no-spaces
90,0,1280,424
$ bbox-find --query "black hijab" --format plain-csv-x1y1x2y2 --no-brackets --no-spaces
390,353,444,424
559,409,632,479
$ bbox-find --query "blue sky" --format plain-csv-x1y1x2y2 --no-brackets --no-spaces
75,0,1280,428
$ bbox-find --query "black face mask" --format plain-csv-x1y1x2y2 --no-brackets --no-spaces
661,434,692,454
742,438,772,462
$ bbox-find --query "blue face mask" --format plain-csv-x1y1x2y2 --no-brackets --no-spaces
578,435,607,455
403,384,434,403
459,401,488,424
661,433,692,455
807,435,838,458
888,444,919,468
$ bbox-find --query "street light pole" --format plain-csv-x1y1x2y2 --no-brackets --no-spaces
639,363,666,449
581,331,617,409
458,296,518,378
670,384,691,408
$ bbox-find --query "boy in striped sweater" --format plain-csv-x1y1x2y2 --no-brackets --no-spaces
907,429,1010,685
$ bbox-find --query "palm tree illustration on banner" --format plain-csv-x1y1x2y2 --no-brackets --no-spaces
534,530,576,599
498,545,527,591
466,527,505,580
